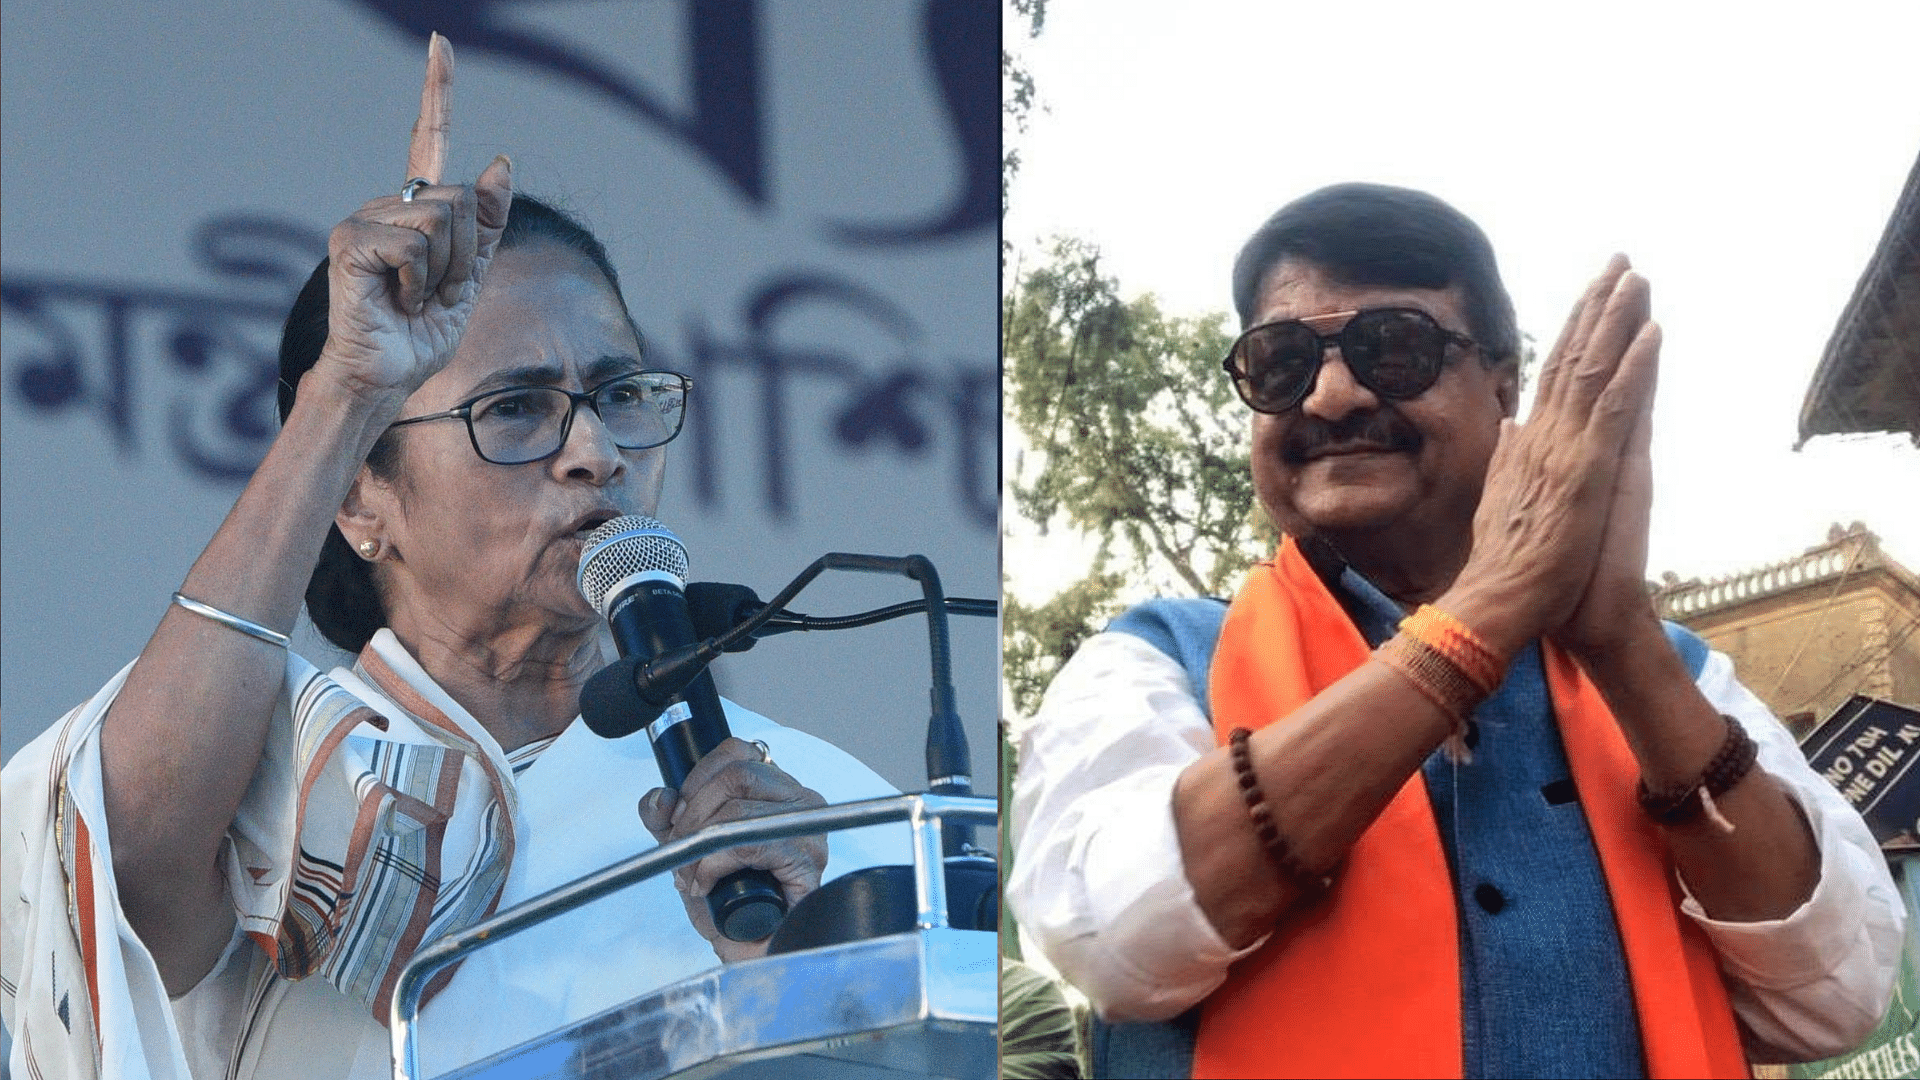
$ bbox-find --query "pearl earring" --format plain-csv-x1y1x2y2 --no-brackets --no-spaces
358,540,379,560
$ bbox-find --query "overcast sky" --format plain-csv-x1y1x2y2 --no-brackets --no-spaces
1003,0,1920,601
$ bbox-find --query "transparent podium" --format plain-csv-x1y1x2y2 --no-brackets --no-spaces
390,794,998,1080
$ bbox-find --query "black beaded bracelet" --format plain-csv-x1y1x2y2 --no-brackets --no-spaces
1636,714,1759,831
1228,727,1330,893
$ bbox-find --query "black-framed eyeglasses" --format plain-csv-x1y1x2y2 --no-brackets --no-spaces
1222,307,1481,414
387,371,691,465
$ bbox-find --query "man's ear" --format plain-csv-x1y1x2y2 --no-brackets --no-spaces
1494,358,1521,419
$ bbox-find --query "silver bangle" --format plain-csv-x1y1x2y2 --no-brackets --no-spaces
170,592,291,648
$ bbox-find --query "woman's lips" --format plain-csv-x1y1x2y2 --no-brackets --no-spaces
566,509,622,536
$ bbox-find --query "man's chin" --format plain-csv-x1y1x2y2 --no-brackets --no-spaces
1283,481,1417,536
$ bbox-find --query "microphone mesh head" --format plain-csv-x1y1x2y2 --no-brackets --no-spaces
577,515,689,615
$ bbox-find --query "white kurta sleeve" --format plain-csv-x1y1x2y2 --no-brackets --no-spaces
1678,648,1905,1061
2,662,200,1080
3,648,370,1080
1006,632,1260,1021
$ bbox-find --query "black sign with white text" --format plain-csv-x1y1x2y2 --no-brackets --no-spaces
1801,696,1920,844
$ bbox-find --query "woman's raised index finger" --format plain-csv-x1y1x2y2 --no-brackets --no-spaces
406,32,453,184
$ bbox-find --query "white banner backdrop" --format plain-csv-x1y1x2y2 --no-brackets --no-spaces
0,0,999,802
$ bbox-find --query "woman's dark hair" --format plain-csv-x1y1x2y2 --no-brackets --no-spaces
1229,182,1519,365
277,193,636,653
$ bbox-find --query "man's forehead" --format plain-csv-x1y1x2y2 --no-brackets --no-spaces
1297,309,1360,333
1250,260,1466,329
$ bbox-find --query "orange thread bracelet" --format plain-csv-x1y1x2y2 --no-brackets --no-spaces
1375,605,1504,764
1399,605,1502,695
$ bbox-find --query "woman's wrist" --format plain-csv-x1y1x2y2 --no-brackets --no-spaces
287,358,412,451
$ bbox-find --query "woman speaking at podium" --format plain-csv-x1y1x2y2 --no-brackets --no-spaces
1,37,901,1079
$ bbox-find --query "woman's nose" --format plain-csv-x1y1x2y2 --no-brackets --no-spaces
553,400,626,483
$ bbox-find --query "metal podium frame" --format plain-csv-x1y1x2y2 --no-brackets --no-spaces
388,793,997,1080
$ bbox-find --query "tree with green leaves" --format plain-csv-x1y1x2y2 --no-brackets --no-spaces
1002,238,1274,718
1002,0,1047,224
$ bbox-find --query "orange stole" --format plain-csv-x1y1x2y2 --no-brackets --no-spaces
1190,538,1748,1079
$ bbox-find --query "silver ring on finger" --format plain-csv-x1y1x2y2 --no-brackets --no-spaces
400,177,432,202
751,739,773,766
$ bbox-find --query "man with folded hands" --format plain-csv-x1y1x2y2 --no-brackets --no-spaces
1006,182,1903,1079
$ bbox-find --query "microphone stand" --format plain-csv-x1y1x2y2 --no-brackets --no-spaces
811,554,972,857
592,551,998,949
623,554,985,856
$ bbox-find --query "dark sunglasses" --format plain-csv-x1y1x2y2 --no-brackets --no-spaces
1221,307,1482,414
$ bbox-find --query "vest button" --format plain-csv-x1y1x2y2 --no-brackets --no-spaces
1474,882,1507,914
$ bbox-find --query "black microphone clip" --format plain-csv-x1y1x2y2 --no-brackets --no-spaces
578,639,721,739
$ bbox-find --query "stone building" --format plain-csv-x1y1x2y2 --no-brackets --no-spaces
1673,149,1920,738
1767,148,1920,1080
1652,523,1920,736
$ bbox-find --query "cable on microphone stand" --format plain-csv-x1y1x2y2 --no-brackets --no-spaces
666,556,987,855
742,596,995,637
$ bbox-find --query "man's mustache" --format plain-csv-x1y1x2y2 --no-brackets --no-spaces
1281,409,1423,463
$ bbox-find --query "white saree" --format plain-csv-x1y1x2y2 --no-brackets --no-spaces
2,630,906,1079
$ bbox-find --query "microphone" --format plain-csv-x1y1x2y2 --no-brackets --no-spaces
576,515,788,942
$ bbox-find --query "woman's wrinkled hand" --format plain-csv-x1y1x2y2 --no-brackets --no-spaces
306,33,514,408
1444,255,1661,659
638,737,829,961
